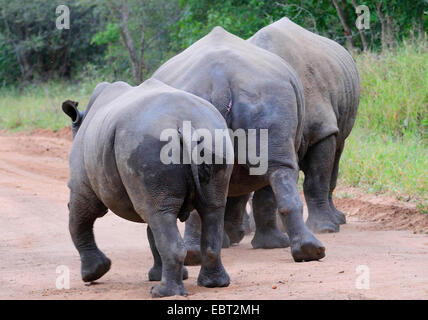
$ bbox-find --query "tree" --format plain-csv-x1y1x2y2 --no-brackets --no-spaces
104,0,183,84
332,0,355,51
376,1,396,51
0,0,104,84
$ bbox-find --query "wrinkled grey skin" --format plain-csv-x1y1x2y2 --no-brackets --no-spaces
153,27,325,264
63,79,233,297
248,18,360,233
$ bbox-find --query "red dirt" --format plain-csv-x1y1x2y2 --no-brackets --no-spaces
0,130,427,300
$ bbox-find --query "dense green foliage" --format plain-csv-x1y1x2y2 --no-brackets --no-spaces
89,0,182,82
0,0,426,84
171,0,351,49
0,0,106,84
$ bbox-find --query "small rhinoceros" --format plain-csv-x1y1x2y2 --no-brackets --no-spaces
62,79,233,297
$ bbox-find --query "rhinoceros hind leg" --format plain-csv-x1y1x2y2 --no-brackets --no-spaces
328,140,347,225
147,226,188,281
269,167,325,262
148,211,188,298
302,135,342,233
196,205,230,288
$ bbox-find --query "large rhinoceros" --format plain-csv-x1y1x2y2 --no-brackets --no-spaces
249,18,360,233
62,78,233,297
153,26,326,264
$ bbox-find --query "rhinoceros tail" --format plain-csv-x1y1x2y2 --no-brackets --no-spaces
177,125,210,206
190,158,208,206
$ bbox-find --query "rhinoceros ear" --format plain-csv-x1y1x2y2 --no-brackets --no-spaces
62,100,80,123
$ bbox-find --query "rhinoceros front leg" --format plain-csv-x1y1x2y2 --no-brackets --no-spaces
147,226,188,281
251,185,290,249
301,135,344,233
68,191,111,282
224,194,251,245
269,167,325,262
183,211,203,266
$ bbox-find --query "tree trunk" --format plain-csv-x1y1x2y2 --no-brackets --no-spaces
120,2,140,83
386,14,395,49
107,0,184,84
18,48,33,82
376,2,395,51
376,3,387,51
418,4,424,38
332,0,355,52
107,0,141,84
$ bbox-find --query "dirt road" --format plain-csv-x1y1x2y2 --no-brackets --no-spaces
0,130,427,300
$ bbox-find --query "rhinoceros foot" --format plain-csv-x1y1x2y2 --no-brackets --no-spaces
81,249,111,282
197,265,230,288
306,209,342,233
151,282,188,298
251,228,290,249
290,231,326,262
148,266,188,281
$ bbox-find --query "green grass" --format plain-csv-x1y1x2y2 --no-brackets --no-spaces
340,127,427,199
354,39,428,137
0,80,99,132
0,40,426,206
338,38,427,204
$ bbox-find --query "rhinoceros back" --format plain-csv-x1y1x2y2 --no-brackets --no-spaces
249,17,360,150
